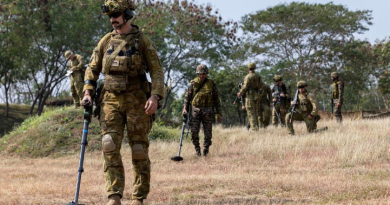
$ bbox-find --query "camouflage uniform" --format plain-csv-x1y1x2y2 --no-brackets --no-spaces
65,51,84,107
184,66,221,155
286,81,321,135
331,72,344,123
259,82,272,128
272,76,290,127
239,63,262,131
83,25,164,201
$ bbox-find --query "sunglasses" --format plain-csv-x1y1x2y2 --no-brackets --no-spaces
109,12,122,18
298,86,306,89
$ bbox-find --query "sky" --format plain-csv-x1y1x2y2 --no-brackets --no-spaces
194,0,389,43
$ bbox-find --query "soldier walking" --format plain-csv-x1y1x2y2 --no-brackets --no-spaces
272,75,289,127
82,0,164,204
259,82,272,128
237,63,262,131
286,81,327,135
183,65,222,156
64,50,84,108
331,72,344,123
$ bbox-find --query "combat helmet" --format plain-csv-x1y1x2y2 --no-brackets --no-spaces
273,75,283,82
331,72,339,79
297,81,308,88
64,50,73,59
196,64,208,74
248,63,256,70
101,0,135,20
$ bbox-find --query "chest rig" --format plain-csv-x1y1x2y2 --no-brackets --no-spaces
192,79,214,108
298,93,312,113
332,81,340,99
102,32,146,92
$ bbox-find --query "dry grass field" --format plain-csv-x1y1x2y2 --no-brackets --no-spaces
0,119,389,205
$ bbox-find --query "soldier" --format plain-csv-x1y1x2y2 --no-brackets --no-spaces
64,50,84,108
237,63,262,131
183,65,222,157
272,75,290,127
259,81,272,128
331,72,344,123
81,0,164,204
286,81,327,135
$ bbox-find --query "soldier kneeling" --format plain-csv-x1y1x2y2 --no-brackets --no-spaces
286,81,327,135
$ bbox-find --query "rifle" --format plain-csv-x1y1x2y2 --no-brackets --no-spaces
331,99,334,114
272,86,285,126
289,90,299,123
273,101,284,127
233,82,244,105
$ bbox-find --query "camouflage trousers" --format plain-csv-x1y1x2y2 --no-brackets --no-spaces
272,103,287,127
245,98,261,131
190,107,213,148
285,111,321,134
70,72,84,107
99,90,152,200
259,102,271,128
333,102,343,123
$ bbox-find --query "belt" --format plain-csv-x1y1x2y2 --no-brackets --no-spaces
106,84,141,93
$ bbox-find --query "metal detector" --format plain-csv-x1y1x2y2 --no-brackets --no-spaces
171,107,191,162
63,101,92,205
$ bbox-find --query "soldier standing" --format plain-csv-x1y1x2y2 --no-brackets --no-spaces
272,75,289,127
64,50,84,108
259,82,272,128
237,63,262,131
82,0,164,204
331,72,344,123
286,81,327,135
183,65,222,157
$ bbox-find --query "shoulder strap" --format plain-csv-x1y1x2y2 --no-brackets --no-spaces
195,79,208,95
104,33,137,72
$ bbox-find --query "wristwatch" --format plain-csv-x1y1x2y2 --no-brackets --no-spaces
154,94,162,101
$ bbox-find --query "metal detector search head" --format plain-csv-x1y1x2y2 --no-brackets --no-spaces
171,156,183,162
63,202,85,205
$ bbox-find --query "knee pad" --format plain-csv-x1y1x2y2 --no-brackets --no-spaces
102,134,116,152
132,144,148,160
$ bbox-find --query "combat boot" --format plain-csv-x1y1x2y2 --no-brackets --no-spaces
203,146,209,156
131,199,143,205
195,146,201,156
313,126,328,133
106,194,121,205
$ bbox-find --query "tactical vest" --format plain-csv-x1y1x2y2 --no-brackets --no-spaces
298,93,313,113
102,32,146,92
191,78,214,108
332,81,340,99
247,73,261,94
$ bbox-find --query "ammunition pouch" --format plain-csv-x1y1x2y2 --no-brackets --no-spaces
104,75,128,92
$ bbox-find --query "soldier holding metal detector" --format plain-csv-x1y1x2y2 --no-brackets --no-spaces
81,0,164,204
183,64,222,157
272,75,289,127
286,81,327,135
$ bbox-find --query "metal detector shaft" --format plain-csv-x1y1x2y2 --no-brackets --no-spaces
176,118,186,157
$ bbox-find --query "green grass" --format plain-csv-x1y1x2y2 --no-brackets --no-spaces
0,106,181,158
0,104,34,137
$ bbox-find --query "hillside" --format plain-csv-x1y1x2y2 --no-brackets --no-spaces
0,116,389,204
0,104,33,137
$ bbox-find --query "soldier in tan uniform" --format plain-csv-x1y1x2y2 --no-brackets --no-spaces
237,63,262,131
331,72,344,123
81,0,164,204
286,81,327,135
64,50,84,108
183,65,222,156
259,82,272,128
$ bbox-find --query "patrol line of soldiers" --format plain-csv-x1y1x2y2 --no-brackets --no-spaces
237,63,344,135
61,0,344,204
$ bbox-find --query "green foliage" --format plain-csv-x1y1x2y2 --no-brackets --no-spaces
149,122,181,141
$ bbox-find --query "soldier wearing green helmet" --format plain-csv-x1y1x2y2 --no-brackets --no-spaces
285,81,327,135
81,0,164,204
238,63,262,131
271,75,290,127
64,50,85,108
331,71,344,123
183,64,222,157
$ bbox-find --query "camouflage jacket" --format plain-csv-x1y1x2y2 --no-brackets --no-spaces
239,71,262,98
184,77,222,115
260,82,272,104
83,25,164,98
297,91,318,116
272,83,290,105
69,54,84,72
332,80,344,104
